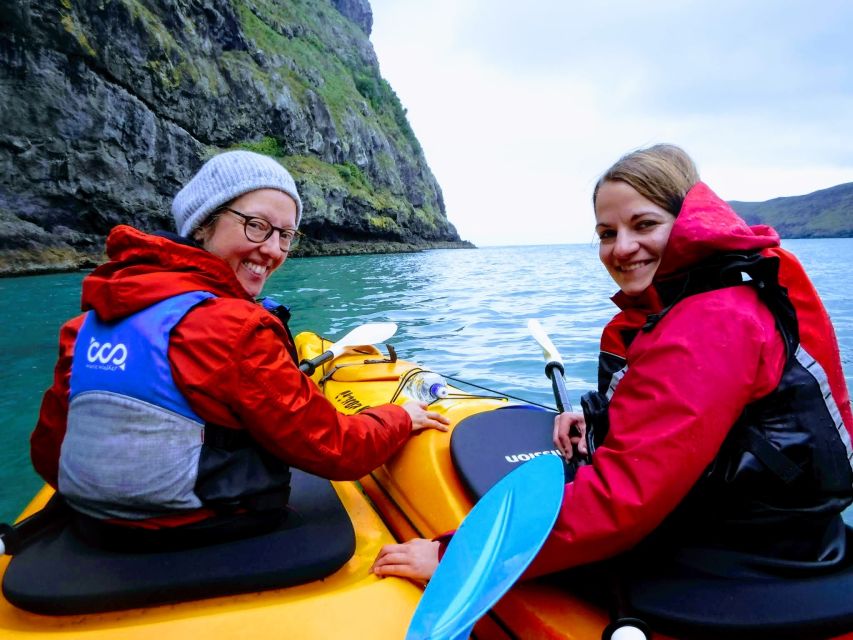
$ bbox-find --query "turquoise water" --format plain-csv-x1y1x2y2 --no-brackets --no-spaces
1,238,852,523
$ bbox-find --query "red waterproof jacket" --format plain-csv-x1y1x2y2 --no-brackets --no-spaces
527,183,853,577
31,226,412,495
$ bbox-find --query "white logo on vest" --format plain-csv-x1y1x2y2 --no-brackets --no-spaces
86,337,128,371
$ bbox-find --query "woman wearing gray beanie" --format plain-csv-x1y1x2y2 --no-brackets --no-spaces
31,150,448,550
170,150,304,298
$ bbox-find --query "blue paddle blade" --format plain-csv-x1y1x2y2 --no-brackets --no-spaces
406,454,565,640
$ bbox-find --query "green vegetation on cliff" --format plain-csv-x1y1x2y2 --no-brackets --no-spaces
0,0,466,275
730,182,853,238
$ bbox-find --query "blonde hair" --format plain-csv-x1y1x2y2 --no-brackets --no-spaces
593,144,700,216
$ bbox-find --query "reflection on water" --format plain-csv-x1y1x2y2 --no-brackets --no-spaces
266,245,616,404
1,239,852,521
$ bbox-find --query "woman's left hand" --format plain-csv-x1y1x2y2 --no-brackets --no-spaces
553,412,587,461
371,538,440,583
402,401,451,433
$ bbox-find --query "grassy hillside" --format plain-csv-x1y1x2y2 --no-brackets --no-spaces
729,182,853,238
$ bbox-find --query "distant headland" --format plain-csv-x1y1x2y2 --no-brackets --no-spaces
729,182,853,239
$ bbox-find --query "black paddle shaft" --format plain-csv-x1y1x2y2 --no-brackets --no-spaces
544,361,573,413
1,494,71,556
298,350,333,375
545,362,590,467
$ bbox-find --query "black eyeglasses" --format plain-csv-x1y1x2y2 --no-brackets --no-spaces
219,207,302,251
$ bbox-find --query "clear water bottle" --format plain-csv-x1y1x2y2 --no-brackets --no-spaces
401,371,449,404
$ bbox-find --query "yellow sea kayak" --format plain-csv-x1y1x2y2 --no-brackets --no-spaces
4,331,852,640
296,331,619,640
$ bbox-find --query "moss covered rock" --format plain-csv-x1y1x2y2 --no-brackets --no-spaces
0,0,467,275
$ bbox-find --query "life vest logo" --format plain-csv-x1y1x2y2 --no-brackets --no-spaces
86,337,128,371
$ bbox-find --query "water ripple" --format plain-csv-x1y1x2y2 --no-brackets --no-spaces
1,240,852,522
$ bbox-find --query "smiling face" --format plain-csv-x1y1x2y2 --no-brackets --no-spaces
198,188,298,298
595,180,676,297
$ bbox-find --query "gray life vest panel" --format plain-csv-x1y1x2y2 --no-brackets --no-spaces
60,291,292,520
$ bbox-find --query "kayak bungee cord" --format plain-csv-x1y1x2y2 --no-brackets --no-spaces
302,328,559,411
438,373,556,411
389,367,556,411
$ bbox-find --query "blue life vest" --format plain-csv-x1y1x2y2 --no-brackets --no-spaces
60,291,291,520
69,291,213,419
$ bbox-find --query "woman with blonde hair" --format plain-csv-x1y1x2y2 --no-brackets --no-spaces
374,144,852,635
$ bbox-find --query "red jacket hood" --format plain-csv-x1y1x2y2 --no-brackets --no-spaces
611,182,780,313
81,225,252,321
657,182,780,279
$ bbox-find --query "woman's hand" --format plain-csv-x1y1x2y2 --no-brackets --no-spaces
371,538,440,583
403,401,450,433
553,412,587,461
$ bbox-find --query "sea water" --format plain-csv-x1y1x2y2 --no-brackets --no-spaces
1,238,852,523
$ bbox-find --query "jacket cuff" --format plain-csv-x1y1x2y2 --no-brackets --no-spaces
432,529,455,560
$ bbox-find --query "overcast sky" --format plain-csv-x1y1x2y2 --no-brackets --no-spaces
368,0,853,246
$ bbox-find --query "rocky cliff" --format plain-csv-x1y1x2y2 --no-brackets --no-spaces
0,0,469,275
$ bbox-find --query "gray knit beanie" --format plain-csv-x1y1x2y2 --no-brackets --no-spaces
171,150,303,237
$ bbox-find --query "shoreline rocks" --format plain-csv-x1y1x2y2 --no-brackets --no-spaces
0,237,476,278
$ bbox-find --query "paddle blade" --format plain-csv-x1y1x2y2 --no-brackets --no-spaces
328,322,397,357
527,319,563,366
300,322,398,374
406,455,565,640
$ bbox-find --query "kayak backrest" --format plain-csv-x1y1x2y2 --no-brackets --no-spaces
2,470,355,615
450,406,573,501
625,525,853,639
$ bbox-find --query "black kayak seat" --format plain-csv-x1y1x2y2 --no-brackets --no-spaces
2,469,355,615
450,405,572,500
625,530,853,640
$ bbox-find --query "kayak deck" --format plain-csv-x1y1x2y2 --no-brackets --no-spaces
299,333,619,639
298,332,853,640
0,482,422,638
